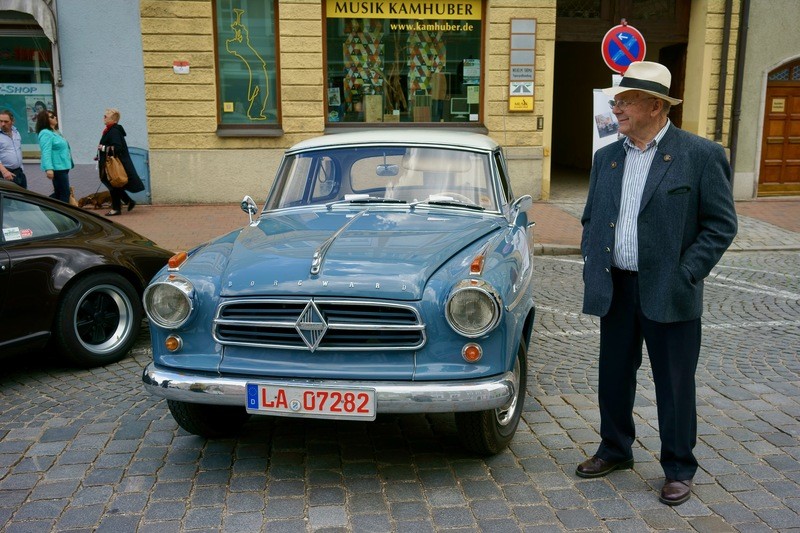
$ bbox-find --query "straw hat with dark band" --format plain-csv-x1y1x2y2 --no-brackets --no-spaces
603,61,683,106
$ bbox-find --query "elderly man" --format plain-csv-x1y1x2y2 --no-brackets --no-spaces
0,109,27,188
577,62,737,506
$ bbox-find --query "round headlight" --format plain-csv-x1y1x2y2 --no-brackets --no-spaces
446,282,501,337
144,278,194,329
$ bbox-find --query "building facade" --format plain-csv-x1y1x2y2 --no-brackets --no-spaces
0,0,148,199
2,1,798,203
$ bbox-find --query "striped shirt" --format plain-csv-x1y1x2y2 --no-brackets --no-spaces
612,120,671,271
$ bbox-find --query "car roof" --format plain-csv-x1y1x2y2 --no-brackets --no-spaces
287,129,500,153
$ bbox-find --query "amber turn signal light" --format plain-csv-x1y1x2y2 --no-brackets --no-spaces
165,335,183,352
168,251,188,270
470,254,485,275
462,343,483,363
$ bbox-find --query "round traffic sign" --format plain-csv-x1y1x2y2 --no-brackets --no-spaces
601,24,646,74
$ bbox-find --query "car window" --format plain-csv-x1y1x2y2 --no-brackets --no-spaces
310,156,338,201
494,150,513,205
268,147,498,211
1,197,79,243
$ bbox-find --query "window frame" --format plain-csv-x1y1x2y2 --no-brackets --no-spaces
1,194,80,245
321,0,488,128
212,0,283,137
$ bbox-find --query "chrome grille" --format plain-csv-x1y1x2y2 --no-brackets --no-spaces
213,299,425,351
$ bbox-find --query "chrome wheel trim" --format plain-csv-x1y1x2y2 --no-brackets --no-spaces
73,284,134,354
495,355,521,427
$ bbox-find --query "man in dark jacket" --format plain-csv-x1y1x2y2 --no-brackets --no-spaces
577,62,737,506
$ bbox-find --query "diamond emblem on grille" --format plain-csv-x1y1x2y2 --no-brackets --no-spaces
295,300,328,351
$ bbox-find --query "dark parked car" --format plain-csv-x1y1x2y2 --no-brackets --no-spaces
0,180,172,367
143,130,536,454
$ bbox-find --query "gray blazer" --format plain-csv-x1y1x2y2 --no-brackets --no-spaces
581,124,738,323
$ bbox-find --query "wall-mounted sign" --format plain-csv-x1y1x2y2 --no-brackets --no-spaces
508,18,536,112
325,0,482,20
173,60,190,74
771,98,786,113
510,82,533,96
509,97,534,112
510,66,534,81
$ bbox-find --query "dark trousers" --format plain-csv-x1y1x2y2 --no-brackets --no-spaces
596,268,701,481
9,167,27,188
101,178,131,211
49,170,71,203
109,187,132,212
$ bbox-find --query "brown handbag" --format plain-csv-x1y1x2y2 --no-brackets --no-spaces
104,147,128,188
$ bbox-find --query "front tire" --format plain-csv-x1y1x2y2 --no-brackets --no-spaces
167,400,250,438
455,338,527,455
54,272,142,368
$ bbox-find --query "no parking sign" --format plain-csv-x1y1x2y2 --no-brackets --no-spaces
601,21,646,74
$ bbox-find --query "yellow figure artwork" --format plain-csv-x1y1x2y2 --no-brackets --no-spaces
225,8,269,120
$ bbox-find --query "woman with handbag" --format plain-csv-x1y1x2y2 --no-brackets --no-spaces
97,108,144,216
35,110,73,203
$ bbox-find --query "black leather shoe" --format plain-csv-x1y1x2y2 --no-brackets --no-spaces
575,456,634,478
659,479,692,506
127,199,136,212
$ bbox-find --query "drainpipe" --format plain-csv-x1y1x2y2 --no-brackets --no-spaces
729,0,750,176
714,0,734,143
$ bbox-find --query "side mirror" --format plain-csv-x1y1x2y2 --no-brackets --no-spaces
241,195,259,224
509,195,533,225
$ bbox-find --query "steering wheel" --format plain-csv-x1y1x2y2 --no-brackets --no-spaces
433,191,475,205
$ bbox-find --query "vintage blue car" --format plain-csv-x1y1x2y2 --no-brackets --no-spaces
142,130,535,454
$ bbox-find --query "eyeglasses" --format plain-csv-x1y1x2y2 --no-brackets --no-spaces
48,114,57,119
608,97,655,110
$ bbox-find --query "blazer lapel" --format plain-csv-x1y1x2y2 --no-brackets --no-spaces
608,142,626,211
639,126,677,213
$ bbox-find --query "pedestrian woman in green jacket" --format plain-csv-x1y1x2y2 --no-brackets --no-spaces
36,110,73,203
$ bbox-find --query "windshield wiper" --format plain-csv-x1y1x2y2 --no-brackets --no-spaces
412,199,485,211
325,195,406,210
350,197,405,204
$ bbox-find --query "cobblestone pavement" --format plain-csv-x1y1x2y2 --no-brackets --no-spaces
1,251,798,532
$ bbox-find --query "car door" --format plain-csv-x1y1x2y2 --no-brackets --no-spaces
0,194,78,348
0,247,8,343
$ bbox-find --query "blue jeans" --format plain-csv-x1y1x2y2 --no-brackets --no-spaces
49,169,71,203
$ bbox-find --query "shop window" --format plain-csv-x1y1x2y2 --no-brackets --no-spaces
213,0,281,135
0,30,54,155
324,0,484,125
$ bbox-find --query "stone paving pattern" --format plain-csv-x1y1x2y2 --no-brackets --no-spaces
1,190,799,531
1,249,798,532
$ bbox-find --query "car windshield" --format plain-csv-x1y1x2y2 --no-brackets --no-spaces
266,146,498,211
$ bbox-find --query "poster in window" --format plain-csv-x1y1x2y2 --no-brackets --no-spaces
328,87,341,107
216,1,279,125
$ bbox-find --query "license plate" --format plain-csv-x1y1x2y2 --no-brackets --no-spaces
246,383,376,420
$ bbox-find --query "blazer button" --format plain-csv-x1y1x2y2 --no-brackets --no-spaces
605,247,611,253
609,222,615,228
611,161,617,168
604,268,610,273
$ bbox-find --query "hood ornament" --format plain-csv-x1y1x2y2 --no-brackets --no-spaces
310,208,370,275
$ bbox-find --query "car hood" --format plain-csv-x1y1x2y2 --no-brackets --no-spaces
219,208,502,300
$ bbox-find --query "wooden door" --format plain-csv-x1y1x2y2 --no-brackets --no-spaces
759,83,800,196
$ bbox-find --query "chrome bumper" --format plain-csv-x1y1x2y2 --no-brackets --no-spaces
142,364,514,413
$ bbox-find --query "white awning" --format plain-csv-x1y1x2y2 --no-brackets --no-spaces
0,0,61,85
0,0,56,42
